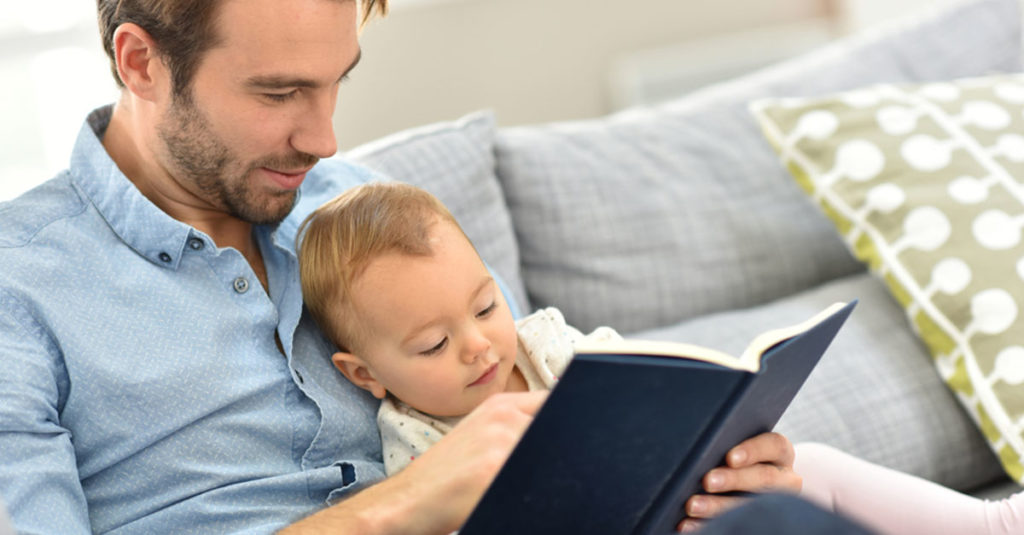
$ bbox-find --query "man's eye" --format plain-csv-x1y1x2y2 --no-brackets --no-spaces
264,91,298,102
420,337,448,356
476,301,496,318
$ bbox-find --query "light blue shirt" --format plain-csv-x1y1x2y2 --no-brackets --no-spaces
0,106,520,534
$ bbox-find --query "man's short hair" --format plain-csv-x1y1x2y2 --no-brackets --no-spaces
97,0,388,96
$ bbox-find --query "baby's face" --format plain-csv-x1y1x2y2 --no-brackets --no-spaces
345,221,519,417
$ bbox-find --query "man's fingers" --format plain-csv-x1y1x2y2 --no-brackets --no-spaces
683,493,748,520
450,390,549,448
726,432,794,468
400,390,551,527
677,516,707,532
679,432,801,530
703,462,801,495
505,389,548,414
471,390,548,425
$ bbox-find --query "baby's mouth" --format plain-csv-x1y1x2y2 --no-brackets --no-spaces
469,362,499,387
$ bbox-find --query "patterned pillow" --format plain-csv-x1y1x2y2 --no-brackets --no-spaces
751,72,1024,482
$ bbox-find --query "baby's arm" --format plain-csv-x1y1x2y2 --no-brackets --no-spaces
796,442,1024,535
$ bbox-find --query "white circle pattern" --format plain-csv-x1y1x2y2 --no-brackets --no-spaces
755,73,1024,483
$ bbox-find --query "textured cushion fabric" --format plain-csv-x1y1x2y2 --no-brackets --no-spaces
633,272,1006,493
345,111,529,312
752,73,1024,483
494,0,1023,334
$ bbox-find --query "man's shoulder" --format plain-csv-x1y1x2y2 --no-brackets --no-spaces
282,157,383,236
300,157,382,206
0,173,86,249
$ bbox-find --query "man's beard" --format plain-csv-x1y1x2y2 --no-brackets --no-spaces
157,94,318,225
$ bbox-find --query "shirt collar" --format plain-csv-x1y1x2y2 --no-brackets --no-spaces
71,105,194,269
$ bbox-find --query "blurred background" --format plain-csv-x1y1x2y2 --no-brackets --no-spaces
2,0,946,201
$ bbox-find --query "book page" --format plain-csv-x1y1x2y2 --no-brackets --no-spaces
737,301,848,368
573,338,752,370
572,302,848,373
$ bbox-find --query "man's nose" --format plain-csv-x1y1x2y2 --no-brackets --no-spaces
291,94,338,159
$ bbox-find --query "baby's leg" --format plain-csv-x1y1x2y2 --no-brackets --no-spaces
796,442,1024,535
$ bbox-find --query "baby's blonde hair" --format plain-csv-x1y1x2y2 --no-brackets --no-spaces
297,182,470,353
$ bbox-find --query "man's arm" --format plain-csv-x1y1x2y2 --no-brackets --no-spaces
0,294,92,534
281,391,548,535
679,431,802,532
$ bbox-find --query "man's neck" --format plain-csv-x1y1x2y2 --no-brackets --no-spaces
102,101,268,289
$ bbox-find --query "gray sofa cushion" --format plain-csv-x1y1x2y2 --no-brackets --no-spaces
494,0,1023,334
345,111,529,312
633,272,1006,493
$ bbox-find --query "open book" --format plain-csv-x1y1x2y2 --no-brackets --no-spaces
461,300,856,535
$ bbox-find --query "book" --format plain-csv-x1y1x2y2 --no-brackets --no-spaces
460,300,857,535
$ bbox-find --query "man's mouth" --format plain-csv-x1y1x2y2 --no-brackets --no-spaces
261,166,313,190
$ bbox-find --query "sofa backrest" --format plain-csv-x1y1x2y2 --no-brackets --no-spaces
345,112,529,311
348,0,1022,334
494,0,1022,333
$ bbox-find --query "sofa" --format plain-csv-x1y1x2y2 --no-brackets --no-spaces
344,0,1024,500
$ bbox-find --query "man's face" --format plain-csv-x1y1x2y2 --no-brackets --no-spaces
343,220,521,418
155,0,361,224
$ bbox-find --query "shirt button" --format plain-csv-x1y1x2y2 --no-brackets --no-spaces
188,238,205,251
158,252,172,263
295,370,305,384
233,277,249,294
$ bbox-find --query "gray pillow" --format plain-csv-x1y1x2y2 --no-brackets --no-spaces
494,0,1023,334
633,272,1006,493
345,111,529,313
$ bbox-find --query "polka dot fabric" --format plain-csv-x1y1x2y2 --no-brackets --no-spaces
752,73,1024,482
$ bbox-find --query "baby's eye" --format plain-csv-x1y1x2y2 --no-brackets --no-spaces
476,301,496,319
420,337,448,356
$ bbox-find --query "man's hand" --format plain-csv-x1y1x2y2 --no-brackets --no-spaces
678,432,801,533
392,390,547,533
282,390,547,535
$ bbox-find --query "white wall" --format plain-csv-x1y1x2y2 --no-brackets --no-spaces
2,0,997,200
334,0,830,149
837,0,953,31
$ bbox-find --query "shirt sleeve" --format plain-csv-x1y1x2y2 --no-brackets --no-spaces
796,442,1024,535
0,293,91,534
489,261,522,320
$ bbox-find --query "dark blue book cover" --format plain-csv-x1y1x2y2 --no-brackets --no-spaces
460,301,856,535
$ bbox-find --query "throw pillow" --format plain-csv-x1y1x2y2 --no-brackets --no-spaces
751,72,1024,482
634,272,1005,492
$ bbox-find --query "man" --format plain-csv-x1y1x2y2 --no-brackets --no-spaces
0,0,801,532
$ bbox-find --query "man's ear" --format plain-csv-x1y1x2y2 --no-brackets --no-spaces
111,22,168,102
332,351,387,399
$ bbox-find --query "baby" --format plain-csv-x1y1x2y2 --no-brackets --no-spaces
297,181,620,475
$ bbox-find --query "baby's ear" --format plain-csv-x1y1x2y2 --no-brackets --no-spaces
332,351,387,399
